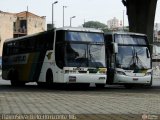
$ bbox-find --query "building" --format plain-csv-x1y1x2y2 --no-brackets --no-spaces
0,11,15,56
107,17,120,29
0,10,46,56
154,23,160,42
158,32,160,43
154,23,160,31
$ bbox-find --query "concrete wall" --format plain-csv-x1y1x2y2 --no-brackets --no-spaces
27,16,46,35
0,13,16,56
123,0,157,46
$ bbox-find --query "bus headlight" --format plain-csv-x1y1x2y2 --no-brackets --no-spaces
99,68,107,74
145,72,152,76
65,70,76,74
116,71,126,75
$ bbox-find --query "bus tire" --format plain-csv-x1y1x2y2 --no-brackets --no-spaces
10,70,25,86
46,69,53,87
149,77,153,86
37,82,45,87
11,80,25,86
79,83,90,89
96,84,105,88
124,84,133,89
9,70,17,86
146,80,152,88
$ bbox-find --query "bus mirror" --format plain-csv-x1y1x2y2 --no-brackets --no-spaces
113,43,118,53
146,48,150,58
111,63,114,68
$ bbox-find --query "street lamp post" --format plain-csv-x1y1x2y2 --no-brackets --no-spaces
123,10,125,31
70,16,76,27
63,6,67,27
52,1,58,28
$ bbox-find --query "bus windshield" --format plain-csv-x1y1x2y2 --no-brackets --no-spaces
65,43,105,67
116,46,151,70
55,31,106,68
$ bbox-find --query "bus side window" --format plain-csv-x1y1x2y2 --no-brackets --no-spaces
46,31,54,50
25,38,34,52
19,41,24,53
35,36,44,51
55,30,65,69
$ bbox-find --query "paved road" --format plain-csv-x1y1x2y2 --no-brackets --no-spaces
0,77,160,120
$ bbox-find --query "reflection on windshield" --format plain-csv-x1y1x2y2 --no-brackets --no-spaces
115,34,146,45
65,43,105,68
116,46,151,70
65,32,104,42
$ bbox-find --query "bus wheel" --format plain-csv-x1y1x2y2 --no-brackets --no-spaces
11,80,17,86
72,83,89,89
147,79,153,88
11,80,25,86
46,69,53,87
37,82,45,87
9,70,25,86
96,84,105,88
124,84,133,89
80,83,90,89
146,81,152,88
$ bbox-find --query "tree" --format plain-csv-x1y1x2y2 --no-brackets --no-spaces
83,21,109,32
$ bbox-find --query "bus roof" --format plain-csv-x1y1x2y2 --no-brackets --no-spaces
4,27,103,43
56,27,103,33
4,30,52,43
105,31,147,37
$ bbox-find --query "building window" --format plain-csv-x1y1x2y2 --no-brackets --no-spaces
13,22,16,32
20,20,27,33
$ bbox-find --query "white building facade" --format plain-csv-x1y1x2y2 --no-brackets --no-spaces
107,17,120,29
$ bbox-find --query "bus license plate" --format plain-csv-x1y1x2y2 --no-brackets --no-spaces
133,78,138,81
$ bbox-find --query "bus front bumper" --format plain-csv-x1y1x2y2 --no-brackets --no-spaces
64,74,106,84
114,74,151,85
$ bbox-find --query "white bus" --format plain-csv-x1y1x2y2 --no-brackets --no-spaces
104,32,152,88
2,27,107,87
152,43,160,66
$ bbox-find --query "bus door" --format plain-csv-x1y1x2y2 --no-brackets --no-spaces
105,44,115,84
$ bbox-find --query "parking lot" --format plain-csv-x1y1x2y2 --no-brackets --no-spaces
0,75,160,120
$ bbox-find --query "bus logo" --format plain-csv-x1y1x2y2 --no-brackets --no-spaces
46,52,53,60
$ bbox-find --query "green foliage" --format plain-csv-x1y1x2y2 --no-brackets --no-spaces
83,21,109,32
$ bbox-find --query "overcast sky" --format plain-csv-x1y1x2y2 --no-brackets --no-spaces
0,0,160,28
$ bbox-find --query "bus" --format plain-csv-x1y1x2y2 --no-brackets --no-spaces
2,27,107,87
152,43,160,77
152,43,160,66
104,32,152,88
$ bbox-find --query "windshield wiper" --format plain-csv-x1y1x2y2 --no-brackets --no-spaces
88,46,103,68
135,52,148,69
76,48,88,67
128,50,148,70
128,50,139,70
